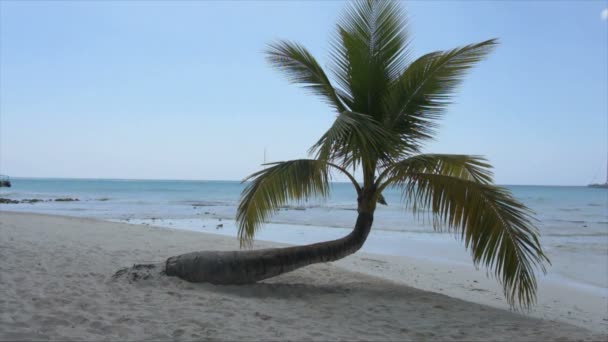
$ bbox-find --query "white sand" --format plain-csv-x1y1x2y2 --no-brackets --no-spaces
126,216,608,333
334,254,608,334
0,211,604,341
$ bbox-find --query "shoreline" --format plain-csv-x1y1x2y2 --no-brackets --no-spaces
3,201,606,293
119,216,608,333
1,210,606,338
117,216,608,294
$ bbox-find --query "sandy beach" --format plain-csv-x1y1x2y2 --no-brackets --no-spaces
0,211,604,341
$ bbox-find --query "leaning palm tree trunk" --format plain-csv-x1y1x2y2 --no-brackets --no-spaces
165,211,373,284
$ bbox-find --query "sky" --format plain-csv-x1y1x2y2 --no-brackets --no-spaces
0,0,607,185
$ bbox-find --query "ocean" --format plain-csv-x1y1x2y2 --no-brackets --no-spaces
1,178,606,294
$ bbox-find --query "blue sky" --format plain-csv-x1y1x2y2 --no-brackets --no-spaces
1,0,606,185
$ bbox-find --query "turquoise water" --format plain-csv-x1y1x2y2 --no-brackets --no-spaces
2,178,606,233
1,178,607,289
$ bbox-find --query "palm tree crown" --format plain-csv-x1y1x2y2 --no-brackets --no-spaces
236,0,549,308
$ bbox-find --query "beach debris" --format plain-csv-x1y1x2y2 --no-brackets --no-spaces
55,198,79,202
216,224,223,229
0,198,20,204
254,312,272,321
361,257,387,264
113,263,161,282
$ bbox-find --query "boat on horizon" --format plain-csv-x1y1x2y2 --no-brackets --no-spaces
587,161,608,189
0,175,11,188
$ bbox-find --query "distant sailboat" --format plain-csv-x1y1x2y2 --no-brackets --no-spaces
588,160,608,189
262,147,269,169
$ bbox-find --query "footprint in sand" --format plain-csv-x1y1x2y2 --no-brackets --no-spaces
172,329,185,338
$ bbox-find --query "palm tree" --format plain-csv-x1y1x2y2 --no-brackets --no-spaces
165,0,549,308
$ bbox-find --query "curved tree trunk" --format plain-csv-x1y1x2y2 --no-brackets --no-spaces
164,210,374,284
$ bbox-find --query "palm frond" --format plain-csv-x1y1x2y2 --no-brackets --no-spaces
381,154,549,308
309,110,398,170
378,154,494,187
386,39,498,148
266,40,348,113
329,0,410,118
237,159,360,246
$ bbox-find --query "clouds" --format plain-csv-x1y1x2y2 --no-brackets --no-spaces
602,8,608,20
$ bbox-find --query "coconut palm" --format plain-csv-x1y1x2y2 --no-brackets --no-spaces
165,0,549,308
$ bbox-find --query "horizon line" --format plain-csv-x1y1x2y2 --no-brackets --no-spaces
3,175,592,187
